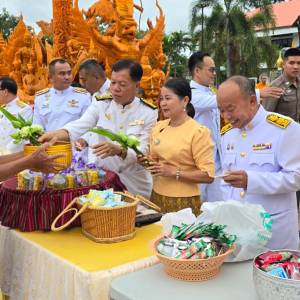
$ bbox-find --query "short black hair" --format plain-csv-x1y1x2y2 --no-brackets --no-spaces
79,59,106,79
0,76,18,95
49,58,71,74
112,59,143,82
163,77,192,102
188,51,210,74
284,48,300,60
163,78,195,117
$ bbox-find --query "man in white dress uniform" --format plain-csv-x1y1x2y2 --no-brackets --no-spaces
39,59,158,198
219,75,300,250
0,76,33,154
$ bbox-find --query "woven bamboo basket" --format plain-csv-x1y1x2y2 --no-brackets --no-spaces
154,238,235,281
24,142,72,171
51,191,161,243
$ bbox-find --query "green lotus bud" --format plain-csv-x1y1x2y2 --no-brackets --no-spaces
30,124,44,135
20,126,31,138
127,135,140,147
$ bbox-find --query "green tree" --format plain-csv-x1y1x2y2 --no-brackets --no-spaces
244,0,285,8
163,31,192,77
190,0,279,77
0,8,20,40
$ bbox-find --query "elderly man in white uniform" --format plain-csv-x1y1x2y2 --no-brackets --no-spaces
219,75,300,250
39,59,158,198
0,76,33,154
188,51,284,203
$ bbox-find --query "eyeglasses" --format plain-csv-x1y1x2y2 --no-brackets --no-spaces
207,67,216,73
196,65,217,73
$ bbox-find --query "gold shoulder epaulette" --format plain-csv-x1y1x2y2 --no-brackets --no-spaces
35,88,50,96
266,114,291,129
73,87,88,94
221,123,233,135
95,93,113,101
16,100,27,108
140,98,157,109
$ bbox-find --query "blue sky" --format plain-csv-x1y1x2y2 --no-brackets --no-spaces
0,0,197,33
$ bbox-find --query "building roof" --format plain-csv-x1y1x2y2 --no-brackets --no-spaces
249,0,300,28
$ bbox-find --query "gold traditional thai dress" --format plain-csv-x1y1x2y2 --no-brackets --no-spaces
149,118,214,215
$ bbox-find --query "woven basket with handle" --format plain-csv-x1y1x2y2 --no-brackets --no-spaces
51,191,161,243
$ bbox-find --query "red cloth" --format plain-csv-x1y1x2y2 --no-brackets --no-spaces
0,171,126,231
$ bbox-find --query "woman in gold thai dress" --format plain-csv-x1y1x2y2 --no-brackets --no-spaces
140,78,215,215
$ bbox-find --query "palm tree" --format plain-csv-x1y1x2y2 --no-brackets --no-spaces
163,31,192,77
190,0,278,77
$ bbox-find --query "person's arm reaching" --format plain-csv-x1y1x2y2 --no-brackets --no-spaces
39,101,104,144
0,151,24,164
0,140,64,181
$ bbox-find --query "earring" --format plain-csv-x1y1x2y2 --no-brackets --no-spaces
183,106,186,111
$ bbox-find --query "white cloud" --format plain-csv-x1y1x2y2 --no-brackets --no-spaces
0,0,195,33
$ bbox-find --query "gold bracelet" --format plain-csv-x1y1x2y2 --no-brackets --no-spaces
175,168,181,180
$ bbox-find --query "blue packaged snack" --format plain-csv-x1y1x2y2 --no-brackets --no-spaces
268,267,288,279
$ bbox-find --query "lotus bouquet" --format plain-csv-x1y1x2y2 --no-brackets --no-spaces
89,127,143,155
0,107,44,146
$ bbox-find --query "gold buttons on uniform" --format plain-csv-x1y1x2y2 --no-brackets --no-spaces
240,191,245,198
241,131,247,138
240,152,246,157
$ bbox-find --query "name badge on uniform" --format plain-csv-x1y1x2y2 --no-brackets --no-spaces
252,143,272,151
68,99,79,107
128,119,144,126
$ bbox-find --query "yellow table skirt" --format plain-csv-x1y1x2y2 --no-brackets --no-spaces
0,224,162,300
18,224,162,272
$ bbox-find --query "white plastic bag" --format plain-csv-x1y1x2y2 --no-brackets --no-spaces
160,208,196,235
197,200,272,262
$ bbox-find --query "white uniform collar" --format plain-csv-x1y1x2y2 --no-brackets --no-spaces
99,78,111,95
244,105,266,130
6,97,18,109
190,80,210,92
113,97,139,110
52,86,72,95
